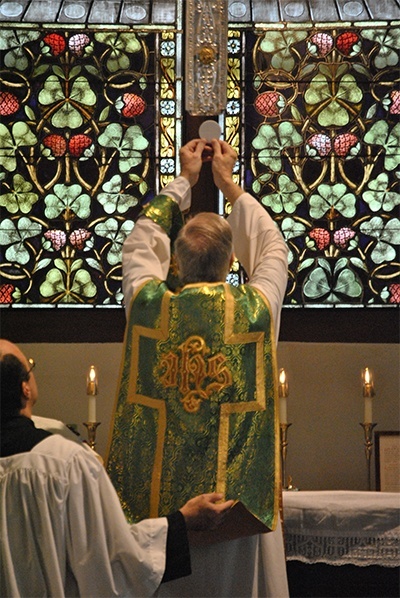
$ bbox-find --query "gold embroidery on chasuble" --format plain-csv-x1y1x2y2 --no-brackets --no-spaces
106,279,279,532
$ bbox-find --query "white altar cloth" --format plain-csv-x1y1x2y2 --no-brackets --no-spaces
282,490,400,567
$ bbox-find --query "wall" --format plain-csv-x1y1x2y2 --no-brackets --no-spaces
18,340,399,491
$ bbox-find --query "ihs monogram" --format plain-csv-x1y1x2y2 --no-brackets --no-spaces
159,335,232,413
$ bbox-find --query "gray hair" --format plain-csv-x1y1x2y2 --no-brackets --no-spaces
174,212,233,284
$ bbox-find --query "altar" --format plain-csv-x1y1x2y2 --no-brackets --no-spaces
282,491,400,597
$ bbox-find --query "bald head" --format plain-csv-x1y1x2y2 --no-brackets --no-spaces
174,212,233,285
0,339,27,366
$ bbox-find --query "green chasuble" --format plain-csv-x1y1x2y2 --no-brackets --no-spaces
106,195,280,535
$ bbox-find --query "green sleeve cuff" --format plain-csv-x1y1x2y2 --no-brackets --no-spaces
141,194,184,241
140,194,184,292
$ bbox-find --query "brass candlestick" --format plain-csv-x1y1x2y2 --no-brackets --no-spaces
280,423,292,490
83,422,101,450
360,422,377,491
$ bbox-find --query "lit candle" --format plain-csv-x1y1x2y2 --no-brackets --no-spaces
87,365,98,422
362,367,375,423
278,368,289,424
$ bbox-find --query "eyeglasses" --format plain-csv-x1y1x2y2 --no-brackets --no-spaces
27,358,35,375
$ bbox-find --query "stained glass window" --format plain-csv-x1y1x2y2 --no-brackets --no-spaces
246,24,400,304
1,21,399,308
225,26,400,306
0,25,179,306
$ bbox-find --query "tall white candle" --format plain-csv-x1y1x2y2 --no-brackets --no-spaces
364,397,372,424
362,367,374,423
87,365,98,422
278,368,288,424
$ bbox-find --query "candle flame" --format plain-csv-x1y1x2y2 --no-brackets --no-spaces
363,367,371,385
89,366,96,383
362,367,375,398
278,368,288,398
87,365,98,396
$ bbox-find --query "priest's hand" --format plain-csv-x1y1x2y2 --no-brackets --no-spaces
179,492,234,531
210,139,243,206
179,138,208,188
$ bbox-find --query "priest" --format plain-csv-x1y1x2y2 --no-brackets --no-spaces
107,138,289,596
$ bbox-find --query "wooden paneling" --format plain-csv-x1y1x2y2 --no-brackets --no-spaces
1,306,398,343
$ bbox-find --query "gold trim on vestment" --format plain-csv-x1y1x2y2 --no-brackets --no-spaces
122,281,278,522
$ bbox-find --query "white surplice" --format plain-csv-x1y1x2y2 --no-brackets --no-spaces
123,177,290,598
0,435,168,597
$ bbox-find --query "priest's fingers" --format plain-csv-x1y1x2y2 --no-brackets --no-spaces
179,493,234,530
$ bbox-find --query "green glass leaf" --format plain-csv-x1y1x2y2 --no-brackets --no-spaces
0,216,42,265
305,72,362,126
139,181,148,195
0,218,18,245
303,260,362,302
52,65,65,80
281,217,306,240
13,121,37,147
70,258,84,273
98,123,123,149
94,218,134,265
14,29,41,46
381,218,400,245
364,120,388,146
38,75,65,105
24,105,36,120
253,75,262,90
0,174,39,214
252,179,261,194
298,257,315,272
309,183,356,218
304,73,330,105
120,125,149,172
303,266,331,299
0,30,18,50
98,124,148,172
35,258,52,272
54,258,68,273
44,184,91,219
94,218,119,238
70,76,97,106
0,122,37,171
360,216,400,264
261,174,304,214
319,100,350,127
40,268,65,297
361,28,400,68
364,122,400,172
385,123,400,171
260,30,307,72
334,268,363,298
95,32,140,72
362,173,400,212
99,106,110,121
86,258,103,272
51,102,83,129
33,63,50,77
2,30,40,71
70,65,82,79
252,123,302,172
366,104,377,119
71,269,96,298
97,175,138,214
117,32,142,54
277,122,303,149
350,257,368,272
370,242,397,264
